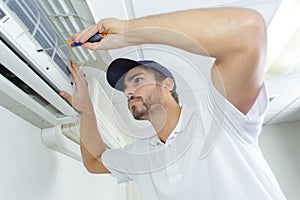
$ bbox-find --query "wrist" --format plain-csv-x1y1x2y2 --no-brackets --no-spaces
80,101,95,116
122,19,149,46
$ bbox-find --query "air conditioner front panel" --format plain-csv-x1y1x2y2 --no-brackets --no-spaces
0,2,75,96
0,86,54,128
0,40,78,118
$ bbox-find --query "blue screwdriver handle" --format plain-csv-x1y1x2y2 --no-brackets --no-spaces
69,32,106,47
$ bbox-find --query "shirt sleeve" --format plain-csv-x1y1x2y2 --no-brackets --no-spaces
101,147,135,184
200,68,269,144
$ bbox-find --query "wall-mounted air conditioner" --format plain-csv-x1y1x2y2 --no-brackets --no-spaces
0,0,78,127
0,0,130,160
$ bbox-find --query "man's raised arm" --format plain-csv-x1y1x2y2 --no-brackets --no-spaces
74,7,267,114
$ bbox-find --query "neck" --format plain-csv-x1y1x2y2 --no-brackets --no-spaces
149,101,181,143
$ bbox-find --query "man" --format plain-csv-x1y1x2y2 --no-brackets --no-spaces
60,7,286,200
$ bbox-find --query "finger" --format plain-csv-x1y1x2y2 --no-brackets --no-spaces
70,60,79,70
68,63,82,86
71,61,85,81
80,26,99,43
72,28,89,43
67,63,77,80
69,61,86,86
74,25,98,44
81,35,116,50
96,20,105,34
81,42,103,50
72,32,80,40
59,91,73,105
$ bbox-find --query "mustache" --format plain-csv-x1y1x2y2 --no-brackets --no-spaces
128,96,143,104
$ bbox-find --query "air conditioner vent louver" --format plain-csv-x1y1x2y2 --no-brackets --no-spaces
5,0,71,76
33,0,111,69
0,63,63,116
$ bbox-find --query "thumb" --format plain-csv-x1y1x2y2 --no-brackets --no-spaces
60,91,73,105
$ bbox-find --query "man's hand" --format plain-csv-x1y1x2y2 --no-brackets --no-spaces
72,18,128,50
60,61,93,114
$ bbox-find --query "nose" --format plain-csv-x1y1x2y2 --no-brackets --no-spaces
124,87,134,100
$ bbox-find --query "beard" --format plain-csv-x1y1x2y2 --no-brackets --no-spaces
131,100,149,120
129,85,163,120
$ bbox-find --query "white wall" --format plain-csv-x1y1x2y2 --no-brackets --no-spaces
260,121,300,200
1,103,299,200
0,106,126,200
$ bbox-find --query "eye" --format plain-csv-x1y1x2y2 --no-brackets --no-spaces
134,77,143,84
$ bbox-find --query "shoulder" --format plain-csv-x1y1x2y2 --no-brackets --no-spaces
124,138,152,153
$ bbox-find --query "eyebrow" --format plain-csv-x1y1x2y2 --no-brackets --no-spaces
127,72,145,82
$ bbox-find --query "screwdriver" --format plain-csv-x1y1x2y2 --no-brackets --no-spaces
37,32,106,52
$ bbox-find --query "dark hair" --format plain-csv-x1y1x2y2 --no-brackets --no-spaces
138,65,179,104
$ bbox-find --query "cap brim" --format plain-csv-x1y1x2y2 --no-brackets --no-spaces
106,58,142,91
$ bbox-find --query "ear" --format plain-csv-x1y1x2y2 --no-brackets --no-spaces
163,78,175,91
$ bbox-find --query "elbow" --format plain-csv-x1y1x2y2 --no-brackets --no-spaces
83,160,106,174
242,9,267,49
230,9,267,59
83,160,98,173
82,153,109,174
244,9,266,28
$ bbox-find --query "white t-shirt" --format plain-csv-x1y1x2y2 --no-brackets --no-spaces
101,70,286,200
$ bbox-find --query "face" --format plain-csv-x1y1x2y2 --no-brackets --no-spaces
123,67,167,120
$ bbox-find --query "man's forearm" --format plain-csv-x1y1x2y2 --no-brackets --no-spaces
124,7,265,62
80,107,106,166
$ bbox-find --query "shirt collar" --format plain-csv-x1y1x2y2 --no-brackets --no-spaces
148,104,196,146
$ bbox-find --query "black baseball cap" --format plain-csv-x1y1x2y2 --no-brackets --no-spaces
106,58,176,91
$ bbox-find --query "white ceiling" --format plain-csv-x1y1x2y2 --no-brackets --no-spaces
86,0,300,126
